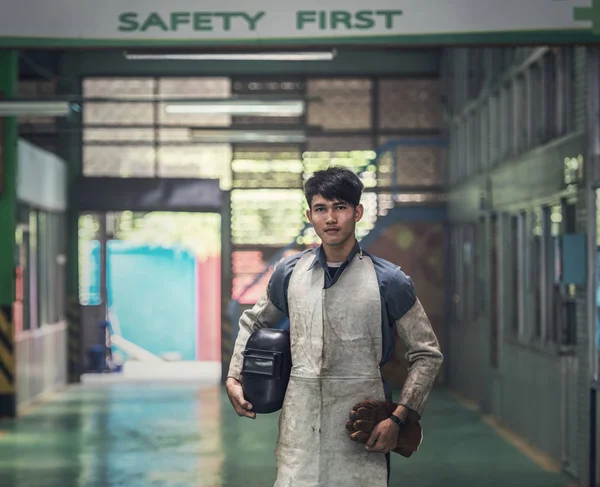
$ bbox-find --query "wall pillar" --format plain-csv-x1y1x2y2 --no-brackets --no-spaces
0,50,19,418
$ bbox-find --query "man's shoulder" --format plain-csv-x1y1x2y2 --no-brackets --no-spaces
271,248,314,282
364,251,406,279
364,250,415,318
280,248,314,266
268,249,314,315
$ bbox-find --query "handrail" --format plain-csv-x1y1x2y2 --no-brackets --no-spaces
234,137,447,304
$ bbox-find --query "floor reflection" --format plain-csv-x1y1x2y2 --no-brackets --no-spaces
0,383,576,487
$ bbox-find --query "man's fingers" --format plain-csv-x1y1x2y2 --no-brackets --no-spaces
233,392,252,410
235,403,256,419
366,431,379,448
234,397,255,418
239,409,257,419
227,383,255,419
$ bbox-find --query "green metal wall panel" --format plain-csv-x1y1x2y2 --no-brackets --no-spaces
444,45,590,478
0,51,18,418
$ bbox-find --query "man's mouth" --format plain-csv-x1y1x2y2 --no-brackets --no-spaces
324,228,340,234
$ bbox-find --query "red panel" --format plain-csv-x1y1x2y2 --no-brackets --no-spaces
196,256,221,361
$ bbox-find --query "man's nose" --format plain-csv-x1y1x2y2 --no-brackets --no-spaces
326,211,336,223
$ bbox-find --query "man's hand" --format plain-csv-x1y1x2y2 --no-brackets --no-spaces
225,377,256,419
365,418,399,453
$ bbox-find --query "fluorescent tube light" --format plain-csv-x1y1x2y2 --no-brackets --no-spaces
190,128,305,143
125,51,336,61
165,99,304,116
0,101,71,117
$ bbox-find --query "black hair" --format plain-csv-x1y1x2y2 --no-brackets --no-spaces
304,166,364,208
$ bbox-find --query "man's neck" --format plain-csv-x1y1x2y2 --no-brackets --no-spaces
322,237,357,264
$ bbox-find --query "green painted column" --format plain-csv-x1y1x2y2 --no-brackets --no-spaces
58,53,83,384
0,51,18,418
220,190,233,383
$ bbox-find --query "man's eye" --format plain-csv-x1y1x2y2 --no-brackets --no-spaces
336,206,346,210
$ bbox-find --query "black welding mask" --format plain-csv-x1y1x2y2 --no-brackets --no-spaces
241,328,292,414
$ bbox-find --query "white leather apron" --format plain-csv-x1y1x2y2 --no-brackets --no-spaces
274,251,388,487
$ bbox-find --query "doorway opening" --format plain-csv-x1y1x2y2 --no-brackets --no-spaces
78,211,221,381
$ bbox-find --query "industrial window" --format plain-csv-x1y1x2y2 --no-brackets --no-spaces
445,46,579,185
479,102,490,171
500,82,514,161
514,74,528,153
529,61,544,147
378,79,442,131
541,51,557,143
490,215,500,368
595,190,600,358
474,218,486,318
15,207,66,330
17,79,59,155
232,147,303,190
509,214,521,337
377,137,443,189
561,202,578,346
458,120,467,180
82,77,233,183
37,211,66,326
231,189,306,247
78,214,99,306
557,47,576,136
450,226,463,325
461,224,475,322
308,79,372,131
545,205,562,343
531,208,543,339
489,93,500,166
467,111,479,176
15,206,33,333
28,211,38,330
448,126,457,185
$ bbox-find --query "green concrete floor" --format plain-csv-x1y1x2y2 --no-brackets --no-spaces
0,384,575,487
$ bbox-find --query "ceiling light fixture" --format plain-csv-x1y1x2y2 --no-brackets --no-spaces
190,128,306,143
165,99,304,116
0,101,72,117
124,50,336,61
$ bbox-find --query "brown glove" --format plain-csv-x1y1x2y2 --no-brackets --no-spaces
345,400,423,458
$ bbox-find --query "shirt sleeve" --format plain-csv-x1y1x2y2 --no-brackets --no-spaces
384,268,443,418
384,267,417,322
226,254,299,381
266,256,296,317
227,291,285,381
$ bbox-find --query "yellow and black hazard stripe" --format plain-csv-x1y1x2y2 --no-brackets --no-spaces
221,299,234,383
0,305,15,418
0,306,14,396
66,295,81,383
221,320,233,362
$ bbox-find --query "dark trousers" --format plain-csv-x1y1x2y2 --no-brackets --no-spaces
386,452,391,486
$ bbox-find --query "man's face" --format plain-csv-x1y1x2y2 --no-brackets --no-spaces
306,194,363,248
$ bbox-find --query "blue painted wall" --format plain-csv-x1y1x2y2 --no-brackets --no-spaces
87,241,197,360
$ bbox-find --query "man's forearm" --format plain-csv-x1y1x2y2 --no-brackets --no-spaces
396,299,443,418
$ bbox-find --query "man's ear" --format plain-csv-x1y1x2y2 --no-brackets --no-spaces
354,204,364,223
306,208,313,224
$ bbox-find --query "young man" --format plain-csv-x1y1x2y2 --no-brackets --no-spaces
226,166,443,487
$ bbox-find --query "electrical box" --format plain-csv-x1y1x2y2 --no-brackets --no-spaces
560,233,586,285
